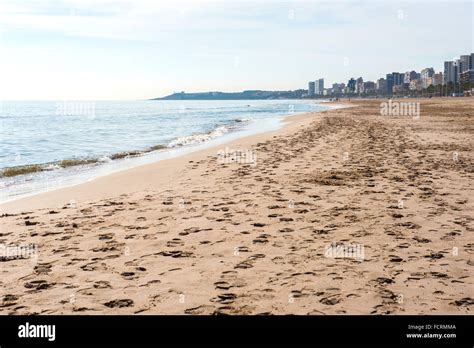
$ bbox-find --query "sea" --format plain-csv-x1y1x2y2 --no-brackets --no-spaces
0,100,331,202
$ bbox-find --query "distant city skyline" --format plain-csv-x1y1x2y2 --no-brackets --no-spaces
0,0,472,100
308,51,473,97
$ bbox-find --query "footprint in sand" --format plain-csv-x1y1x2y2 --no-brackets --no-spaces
103,299,134,308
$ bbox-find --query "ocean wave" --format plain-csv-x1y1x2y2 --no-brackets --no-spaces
167,125,230,148
0,144,169,178
166,117,253,148
98,156,112,163
0,118,254,178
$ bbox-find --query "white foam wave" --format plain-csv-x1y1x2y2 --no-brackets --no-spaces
167,125,230,148
43,163,62,171
98,156,112,163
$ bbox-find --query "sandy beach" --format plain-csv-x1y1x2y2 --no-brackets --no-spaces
1,98,472,315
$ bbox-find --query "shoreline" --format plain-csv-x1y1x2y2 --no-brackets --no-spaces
0,101,335,207
0,103,344,213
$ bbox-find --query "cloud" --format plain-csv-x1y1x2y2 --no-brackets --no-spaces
0,0,269,41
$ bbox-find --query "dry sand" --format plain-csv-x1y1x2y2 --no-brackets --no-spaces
1,98,473,314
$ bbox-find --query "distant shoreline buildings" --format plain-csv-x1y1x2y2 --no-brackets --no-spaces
308,78,324,96
305,52,474,98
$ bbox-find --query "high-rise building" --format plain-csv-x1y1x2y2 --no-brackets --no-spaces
347,78,356,93
404,71,419,84
386,74,394,94
460,70,474,85
315,78,324,95
355,77,363,94
420,68,435,88
444,61,456,84
331,83,345,94
404,72,410,84
308,81,315,96
454,59,461,83
392,72,404,86
432,72,443,86
363,81,375,94
376,78,387,94
470,53,474,70
459,55,470,74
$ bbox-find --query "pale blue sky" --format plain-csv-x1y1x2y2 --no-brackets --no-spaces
0,0,472,100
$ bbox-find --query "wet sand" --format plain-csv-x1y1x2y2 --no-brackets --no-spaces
1,98,473,314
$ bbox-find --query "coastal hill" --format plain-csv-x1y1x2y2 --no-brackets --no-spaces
152,90,306,100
